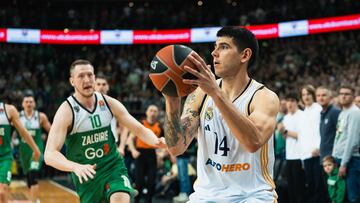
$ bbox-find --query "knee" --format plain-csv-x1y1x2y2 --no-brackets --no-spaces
110,192,130,203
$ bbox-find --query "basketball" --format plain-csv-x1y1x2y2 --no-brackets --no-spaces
149,45,198,97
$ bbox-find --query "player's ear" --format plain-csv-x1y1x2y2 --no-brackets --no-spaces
240,48,252,64
69,77,75,87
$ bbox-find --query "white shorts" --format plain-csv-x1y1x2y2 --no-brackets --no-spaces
188,189,276,203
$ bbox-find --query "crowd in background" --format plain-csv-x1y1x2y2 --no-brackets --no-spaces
0,30,359,119
1,0,359,29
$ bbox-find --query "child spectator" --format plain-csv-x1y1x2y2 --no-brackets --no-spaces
323,156,346,203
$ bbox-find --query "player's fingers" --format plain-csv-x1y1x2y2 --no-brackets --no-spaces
82,173,89,182
188,55,206,72
78,175,83,184
183,79,199,85
183,66,202,78
85,169,94,179
89,165,97,174
190,52,207,69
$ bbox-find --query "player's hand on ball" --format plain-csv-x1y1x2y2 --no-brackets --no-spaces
73,164,97,184
183,52,220,97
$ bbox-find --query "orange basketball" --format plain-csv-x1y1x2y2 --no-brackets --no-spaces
149,45,197,97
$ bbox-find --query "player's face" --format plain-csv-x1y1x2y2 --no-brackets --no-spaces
338,88,354,107
70,64,95,98
22,97,35,111
211,37,243,77
301,89,314,106
95,78,109,94
146,105,159,123
316,89,331,107
323,160,334,175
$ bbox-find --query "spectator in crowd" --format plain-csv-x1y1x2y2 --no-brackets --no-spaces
127,104,163,203
299,85,326,203
332,85,360,203
355,95,360,108
173,141,196,202
316,86,341,161
322,155,346,203
275,99,287,160
278,92,307,203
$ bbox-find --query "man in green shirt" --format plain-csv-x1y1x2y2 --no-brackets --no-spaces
0,102,40,203
17,93,51,203
44,59,166,203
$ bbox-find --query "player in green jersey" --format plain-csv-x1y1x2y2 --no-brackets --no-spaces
17,93,51,203
0,102,40,203
44,59,166,203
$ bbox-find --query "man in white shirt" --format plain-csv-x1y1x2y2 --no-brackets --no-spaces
300,85,327,203
278,92,306,203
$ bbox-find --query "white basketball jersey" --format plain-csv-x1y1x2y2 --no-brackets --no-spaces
0,103,9,125
19,110,40,142
189,79,276,202
19,110,40,129
67,92,113,135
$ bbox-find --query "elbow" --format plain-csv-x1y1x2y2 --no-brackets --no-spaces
245,143,262,153
44,150,52,166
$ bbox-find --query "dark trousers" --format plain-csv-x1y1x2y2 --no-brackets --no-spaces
134,148,157,203
304,156,330,203
285,159,307,203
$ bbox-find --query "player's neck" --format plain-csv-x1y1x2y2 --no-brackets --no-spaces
24,109,34,117
221,69,250,101
73,92,96,111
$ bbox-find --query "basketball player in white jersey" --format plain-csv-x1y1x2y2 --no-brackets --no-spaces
45,60,166,203
0,102,40,203
95,75,128,156
163,27,279,202
18,93,51,203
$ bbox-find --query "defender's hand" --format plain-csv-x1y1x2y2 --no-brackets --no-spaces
155,137,167,148
73,164,97,184
32,148,41,162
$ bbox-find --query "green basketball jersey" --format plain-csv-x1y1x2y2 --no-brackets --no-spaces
19,110,43,151
65,92,121,173
0,102,12,160
18,110,44,174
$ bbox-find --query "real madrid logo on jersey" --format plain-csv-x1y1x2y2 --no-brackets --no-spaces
99,100,106,111
0,108,4,114
205,107,214,121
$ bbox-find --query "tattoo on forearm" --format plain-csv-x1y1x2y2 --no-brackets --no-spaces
165,110,181,148
165,109,199,148
184,93,196,105
185,108,199,118
164,92,200,149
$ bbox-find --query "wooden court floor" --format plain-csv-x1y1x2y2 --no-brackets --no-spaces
9,180,80,203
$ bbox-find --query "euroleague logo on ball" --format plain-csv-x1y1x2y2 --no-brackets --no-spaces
150,60,158,70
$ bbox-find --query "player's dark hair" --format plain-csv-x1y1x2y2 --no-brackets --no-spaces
285,92,299,102
217,26,259,69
